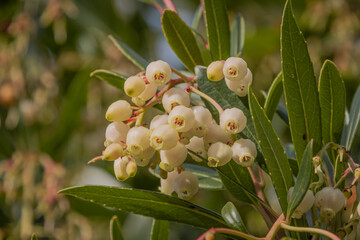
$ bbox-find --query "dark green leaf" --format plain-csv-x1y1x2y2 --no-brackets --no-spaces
149,163,224,190
249,87,294,212
59,186,227,229
196,66,266,170
192,5,203,30
110,216,124,240
217,161,258,204
287,140,313,219
281,0,321,164
230,14,245,57
193,30,212,66
161,10,204,73
202,0,230,60
288,158,299,177
31,233,38,240
108,35,148,71
151,219,169,240
341,87,360,150
221,202,248,232
0,128,14,158
276,104,289,125
319,60,346,165
264,73,283,121
43,68,90,155
90,69,127,90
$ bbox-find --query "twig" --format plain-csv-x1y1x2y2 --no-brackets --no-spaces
189,86,224,114
196,227,264,240
279,223,340,240
163,0,177,13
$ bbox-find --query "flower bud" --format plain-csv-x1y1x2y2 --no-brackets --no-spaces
220,108,247,134
103,143,124,161
150,114,168,132
114,157,130,181
223,57,247,81
315,187,346,219
146,60,171,86
124,76,146,97
162,88,190,113
138,82,157,101
168,105,195,132
192,106,212,137
225,79,249,97
207,142,233,167
150,124,179,150
287,187,314,219
186,136,206,162
131,97,145,107
126,160,138,177
207,61,224,82
126,126,150,156
105,122,130,146
179,129,194,145
173,171,199,200
203,123,232,148
106,100,132,122
232,139,257,167
160,170,179,195
134,147,155,167
160,142,188,171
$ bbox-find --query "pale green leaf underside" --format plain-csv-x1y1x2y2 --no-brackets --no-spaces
90,69,127,90
202,0,230,60
249,87,294,212
110,216,124,240
281,0,321,164
230,14,245,57
162,10,204,73
264,73,283,121
108,35,148,71
287,140,313,219
59,186,227,229
221,202,248,232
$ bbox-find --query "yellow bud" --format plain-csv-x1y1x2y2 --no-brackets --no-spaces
103,143,123,161
207,61,224,82
126,160,138,177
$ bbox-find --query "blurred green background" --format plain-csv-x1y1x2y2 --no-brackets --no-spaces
0,0,359,239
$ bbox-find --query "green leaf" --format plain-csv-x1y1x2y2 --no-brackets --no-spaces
108,35,148,71
195,66,266,170
276,104,289,125
202,0,230,60
43,68,90,155
217,161,258,204
31,233,38,240
151,219,169,240
286,140,313,219
342,87,360,150
281,0,322,164
288,158,299,177
249,87,294,212
90,69,127,90
110,216,124,240
192,5,203,30
264,73,283,121
230,14,245,57
161,10,204,73
193,30,212,66
59,186,227,229
0,128,14,158
149,163,224,190
319,60,346,165
221,202,248,232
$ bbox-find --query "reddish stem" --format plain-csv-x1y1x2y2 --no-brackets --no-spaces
163,0,177,13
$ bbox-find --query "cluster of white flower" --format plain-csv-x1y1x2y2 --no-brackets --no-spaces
207,57,253,97
97,59,257,200
287,186,346,219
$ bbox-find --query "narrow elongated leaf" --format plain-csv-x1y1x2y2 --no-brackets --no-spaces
196,66,266,171
288,158,299,177
108,35,148,71
276,104,289,125
287,140,313,219
264,73,283,120
59,186,227,229
110,216,124,240
149,163,224,190
217,161,258,204
202,0,230,60
90,69,127,90
192,5,203,29
319,60,345,165
230,14,245,57
281,0,321,164
341,87,360,150
221,202,248,232
162,10,204,73
249,87,294,212
151,220,169,240
193,30,212,66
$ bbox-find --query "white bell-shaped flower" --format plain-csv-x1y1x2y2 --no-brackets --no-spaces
173,171,199,200
126,126,150,156
220,108,247,134
146,60,172,86
207,142,233,167
162,87,190,113
168,105,195,132
150,124,179,150
105,100,132,122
